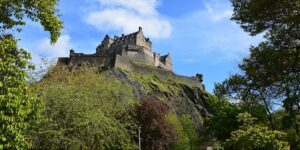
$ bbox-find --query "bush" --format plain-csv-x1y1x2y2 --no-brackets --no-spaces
29,66,137,149
225,112,289,150
168,114,199,150
134,99,178,150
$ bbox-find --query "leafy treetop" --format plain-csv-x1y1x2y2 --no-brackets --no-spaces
0,0,63,43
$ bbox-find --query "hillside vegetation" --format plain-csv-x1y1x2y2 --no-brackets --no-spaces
28,65,210,149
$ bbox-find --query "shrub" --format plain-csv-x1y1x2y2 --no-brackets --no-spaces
134,99,178,150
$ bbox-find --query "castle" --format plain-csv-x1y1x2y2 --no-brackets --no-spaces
58,27,172,71
58,27,205,90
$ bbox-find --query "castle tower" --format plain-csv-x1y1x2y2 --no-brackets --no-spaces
135,27,152,51
96,34,113,54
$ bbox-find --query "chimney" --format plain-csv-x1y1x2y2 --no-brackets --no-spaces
70,49,75,57
138,26,142,32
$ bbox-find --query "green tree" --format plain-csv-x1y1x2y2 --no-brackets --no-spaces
0,0,63,149
0,0,63,43
205,95,269,146
204,95,240,142
215,0,300,148
179,115,199,150
225,112,289,150
29,66,137,149
167,114,190,150
167,114,199,150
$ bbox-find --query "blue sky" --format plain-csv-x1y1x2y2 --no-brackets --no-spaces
17,0,263,92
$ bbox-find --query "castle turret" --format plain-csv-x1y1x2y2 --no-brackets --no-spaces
136,27,152,50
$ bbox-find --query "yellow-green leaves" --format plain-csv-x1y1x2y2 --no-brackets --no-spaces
0,0,62,148
225,112,289,150
0,36,42,149
28,67,137,149
0,0,63,43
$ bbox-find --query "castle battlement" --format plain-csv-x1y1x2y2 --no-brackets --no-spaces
58,27,172,71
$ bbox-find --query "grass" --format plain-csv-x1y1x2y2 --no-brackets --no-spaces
121,68,210,102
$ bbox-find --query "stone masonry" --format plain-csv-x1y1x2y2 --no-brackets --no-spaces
58,27,205,90
58,27,172,71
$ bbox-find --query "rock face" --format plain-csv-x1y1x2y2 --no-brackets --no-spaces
112,68,210,130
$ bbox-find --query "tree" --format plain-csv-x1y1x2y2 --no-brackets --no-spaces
215,0,300,148
225,112,289,150
229,0,300,114
134,99,178,150
0,0,63,43
204,95,240,142
29,66,137,149
0,0,63,148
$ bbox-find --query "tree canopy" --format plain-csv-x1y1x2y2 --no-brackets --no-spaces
214,0,300,148
134,99,178,150
0,0,62,148
0,0,63,43
225,112,289,150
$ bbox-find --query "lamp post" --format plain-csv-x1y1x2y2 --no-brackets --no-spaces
138,126,141,150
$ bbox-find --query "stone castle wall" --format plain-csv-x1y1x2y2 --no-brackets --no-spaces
58,54,203,90
122,46,154,65
68,55,114,68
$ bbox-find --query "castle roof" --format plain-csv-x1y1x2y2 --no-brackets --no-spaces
115,31,139,40
108,27,151,44
160,53,171,62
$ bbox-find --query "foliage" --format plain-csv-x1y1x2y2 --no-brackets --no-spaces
134,99,178,150
167,114,190,150
204,94,270,147
27,57,57,83
214,0,300,148
225,112,289,150
0,0,62,148
0,35,42,149
204,95,240,142
124,69,195,95
178,115,198,149
273,110,300,149
29,66,137,149
0,0,63,43
126,71,173,94
231,0,300,36
167,114,199,150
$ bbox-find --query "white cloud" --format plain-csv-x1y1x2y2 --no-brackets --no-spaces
98,0,158,15
167,0,263,63
36,35,72,58
205,1,232,22
86,0,171,39
22,34,73,65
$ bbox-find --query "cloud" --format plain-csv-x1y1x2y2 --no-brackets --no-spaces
22,34,73,65
167,0,263,64
98,0,158,15
36,35,72,57
85,0,171,39
204,0,232,22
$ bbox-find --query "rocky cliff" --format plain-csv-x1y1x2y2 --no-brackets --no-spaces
112,68,210,130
